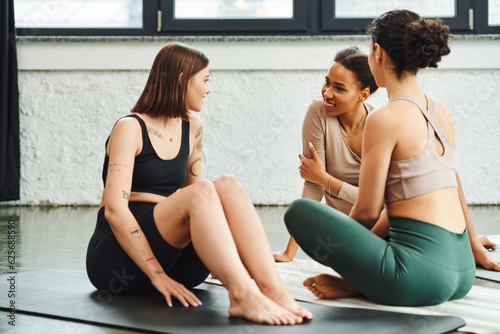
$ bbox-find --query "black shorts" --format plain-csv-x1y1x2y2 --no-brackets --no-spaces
86,201,209,294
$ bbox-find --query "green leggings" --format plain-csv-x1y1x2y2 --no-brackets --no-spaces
285,199,475,306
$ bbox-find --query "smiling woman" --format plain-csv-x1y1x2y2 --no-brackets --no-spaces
274,47,380,262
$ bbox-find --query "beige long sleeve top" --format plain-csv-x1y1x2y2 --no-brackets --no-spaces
301,98,376,215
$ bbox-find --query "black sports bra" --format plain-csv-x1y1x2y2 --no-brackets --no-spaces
102,114,190,197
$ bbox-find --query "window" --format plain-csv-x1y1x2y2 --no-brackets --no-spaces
14,0,500,36
322,0,471,33
174,0,294,19
159,0,306,34
15,0,142,28
334,0,456,18
15,0,155,35
488,0,500,26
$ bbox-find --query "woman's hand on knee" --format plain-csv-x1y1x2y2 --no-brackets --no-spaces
150,271,202,307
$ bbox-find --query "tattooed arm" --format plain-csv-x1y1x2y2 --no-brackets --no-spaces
182,115,203,187
101,118,169,286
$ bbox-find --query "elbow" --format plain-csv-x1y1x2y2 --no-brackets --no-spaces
350,206,379,229
103,205,128,228
103,206,115,223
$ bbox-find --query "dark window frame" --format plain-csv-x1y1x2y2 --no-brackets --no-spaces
14,0,498,36
475,0,500,33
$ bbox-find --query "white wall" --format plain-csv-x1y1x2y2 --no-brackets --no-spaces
9,35,500,205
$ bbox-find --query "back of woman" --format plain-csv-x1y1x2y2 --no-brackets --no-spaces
381,96,465,232
284,9,477,307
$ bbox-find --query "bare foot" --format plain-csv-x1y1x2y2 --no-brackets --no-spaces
303,274,360,299
262,286,313,321
228,286,301,325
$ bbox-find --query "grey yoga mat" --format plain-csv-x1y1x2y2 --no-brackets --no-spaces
0,269,465,334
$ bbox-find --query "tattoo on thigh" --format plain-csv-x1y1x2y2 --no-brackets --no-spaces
189,157,201,177
129,226,142,239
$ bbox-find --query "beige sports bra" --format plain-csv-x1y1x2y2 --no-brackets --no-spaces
385,95,457,203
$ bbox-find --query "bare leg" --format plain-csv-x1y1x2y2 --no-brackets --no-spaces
213,176,313,320
153,180,300,325
303,274,361,299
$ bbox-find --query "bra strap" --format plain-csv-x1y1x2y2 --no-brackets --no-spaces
389,95,450,147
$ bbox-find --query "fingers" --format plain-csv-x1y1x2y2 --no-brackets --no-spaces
478,235,497,250
307,142,320,161
173,286,201,307
183,288,202,306
165,294,173,307
485,241,497,250
273,251,292,262
483,240,496,250
162,285,201,307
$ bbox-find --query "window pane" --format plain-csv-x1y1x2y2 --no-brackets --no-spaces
175,0,293,19
335,0,455,19
14,0,142,28
490,0,500,26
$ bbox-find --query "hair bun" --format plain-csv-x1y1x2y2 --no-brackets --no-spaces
404,18,451,70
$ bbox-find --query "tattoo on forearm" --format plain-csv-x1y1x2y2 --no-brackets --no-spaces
148,129,164,139
129,226,142,239
146,257,156,262
189,157,202,177
122,191,130,201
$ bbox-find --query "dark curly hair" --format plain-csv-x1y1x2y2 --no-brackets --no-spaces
334,47,378,94
367,10,451,79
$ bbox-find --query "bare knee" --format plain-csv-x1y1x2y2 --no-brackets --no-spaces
192,179,216,193
213,175,242,193
189,179,220,211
